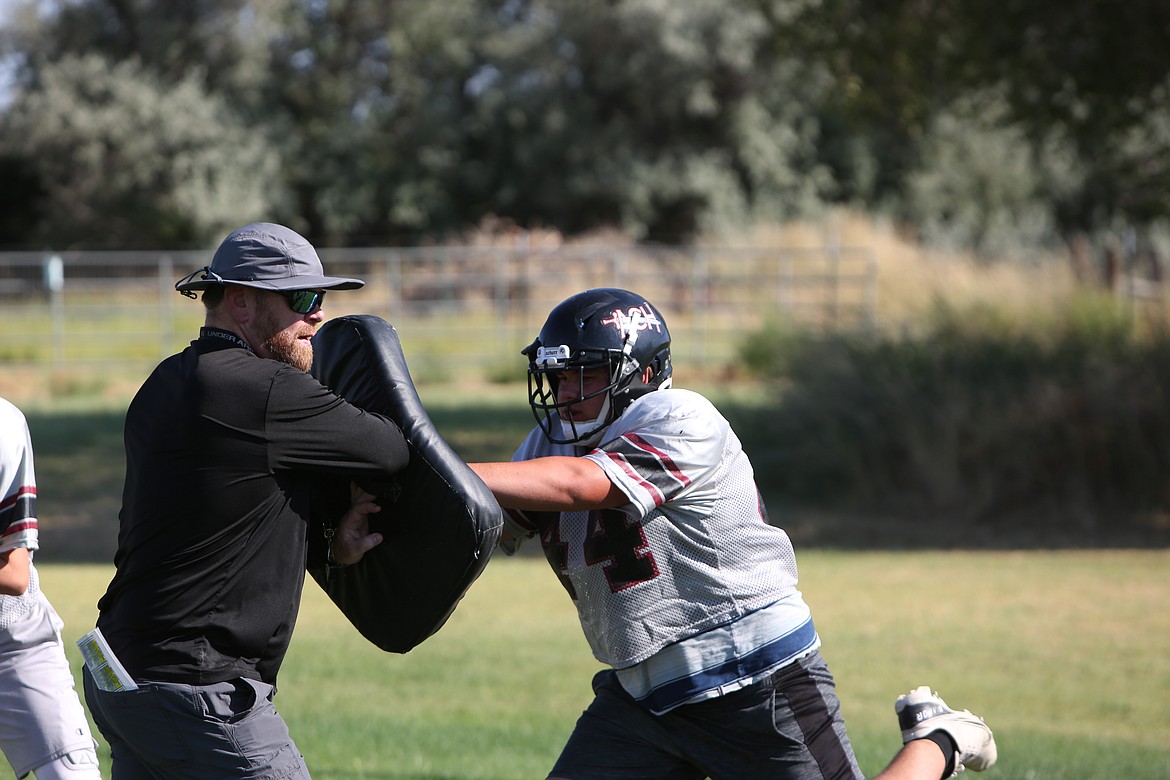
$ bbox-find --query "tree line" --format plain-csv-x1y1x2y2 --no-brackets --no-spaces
1,0,1167,270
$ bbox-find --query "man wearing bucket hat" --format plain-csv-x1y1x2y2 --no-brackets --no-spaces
81,223,411,779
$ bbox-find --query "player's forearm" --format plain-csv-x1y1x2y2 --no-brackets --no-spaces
0,548,31,596
470,457,623,511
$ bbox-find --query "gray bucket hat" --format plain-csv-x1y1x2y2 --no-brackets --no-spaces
175,222,364,294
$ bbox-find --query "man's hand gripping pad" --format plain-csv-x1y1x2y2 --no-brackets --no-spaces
309,314,502,653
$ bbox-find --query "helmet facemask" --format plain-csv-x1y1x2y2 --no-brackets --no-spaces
526,345,628,447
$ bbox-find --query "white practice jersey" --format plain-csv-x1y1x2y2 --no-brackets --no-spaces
508,388,802,669
1,396,41,635
0,397,100,778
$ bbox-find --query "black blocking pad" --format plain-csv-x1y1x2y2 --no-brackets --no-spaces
308,314,502,653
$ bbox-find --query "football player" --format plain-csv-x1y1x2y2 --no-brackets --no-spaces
0,396,102,779
470,287,996,780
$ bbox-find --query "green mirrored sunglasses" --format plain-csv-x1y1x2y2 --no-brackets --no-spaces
282,289,326,314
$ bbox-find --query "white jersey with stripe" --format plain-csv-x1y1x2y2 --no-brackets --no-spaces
0,397,100,777
0,397,38,557
1,396,41,633
508,388,806,672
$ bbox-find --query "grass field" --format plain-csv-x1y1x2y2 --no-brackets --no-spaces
42,550,1170,780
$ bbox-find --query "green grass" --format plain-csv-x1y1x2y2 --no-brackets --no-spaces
18,379,1170,777
43,550,1170,779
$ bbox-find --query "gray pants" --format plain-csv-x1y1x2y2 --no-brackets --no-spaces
82,667,310,780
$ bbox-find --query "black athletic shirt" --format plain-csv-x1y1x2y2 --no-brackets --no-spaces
95,330,410,685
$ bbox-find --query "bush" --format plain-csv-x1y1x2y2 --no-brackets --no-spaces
901,89,1064,260
739,296,1170,543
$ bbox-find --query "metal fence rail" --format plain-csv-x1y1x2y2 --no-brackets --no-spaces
1,244,876,381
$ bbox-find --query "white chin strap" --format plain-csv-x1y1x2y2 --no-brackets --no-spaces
561,392,612,447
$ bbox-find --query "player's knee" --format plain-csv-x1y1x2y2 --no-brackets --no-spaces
31,748,101,779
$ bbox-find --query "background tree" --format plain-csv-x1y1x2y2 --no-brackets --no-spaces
0,0,842,245
0,0,1167,253
0,52,279,248
439,0,835,241
782,0,1170,263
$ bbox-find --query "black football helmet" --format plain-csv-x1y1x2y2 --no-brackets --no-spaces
523,288,672,445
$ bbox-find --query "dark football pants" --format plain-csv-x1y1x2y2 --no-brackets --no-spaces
550,650,865,780
83,667,311,779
